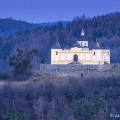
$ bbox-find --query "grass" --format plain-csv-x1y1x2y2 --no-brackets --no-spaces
0,68,120,86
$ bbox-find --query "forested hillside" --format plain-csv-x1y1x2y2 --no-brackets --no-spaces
0,73,120,120
0,12,120,72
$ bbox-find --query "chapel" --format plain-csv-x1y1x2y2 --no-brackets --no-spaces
51,30,110,65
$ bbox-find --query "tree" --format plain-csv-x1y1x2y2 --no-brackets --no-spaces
2,112,28,120
94,109,106,120
9,49,38,73
81,100,96,120
69,99,96,120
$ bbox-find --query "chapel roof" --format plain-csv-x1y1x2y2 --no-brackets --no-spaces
82,46,89,48
101,45,110,50
51,40,62,49
92,40,110,50
64,46,71,50
73,42,81,48
77,29,88,41
92,42,101,49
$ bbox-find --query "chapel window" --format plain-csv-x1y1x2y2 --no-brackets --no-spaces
56,51,58,55
94,51,95,56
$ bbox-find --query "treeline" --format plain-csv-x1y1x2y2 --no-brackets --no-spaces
1,76,120,120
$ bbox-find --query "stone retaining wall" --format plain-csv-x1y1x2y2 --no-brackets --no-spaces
37,64,120,78
40,64,120,71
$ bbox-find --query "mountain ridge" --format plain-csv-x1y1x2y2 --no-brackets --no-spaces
0,11,119,38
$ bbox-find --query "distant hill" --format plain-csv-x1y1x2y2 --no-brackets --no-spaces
0,18,69,38
0,18,38,38
37,21,69,27
105,11,120,17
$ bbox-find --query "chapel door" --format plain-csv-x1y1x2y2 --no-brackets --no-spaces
73,54,78,61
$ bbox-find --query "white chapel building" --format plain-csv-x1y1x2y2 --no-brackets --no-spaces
51,30,110,65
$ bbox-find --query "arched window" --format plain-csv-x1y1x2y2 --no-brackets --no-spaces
61,54,66,60
67,54,72,60
94,51,95,56
80,54,84,60
86,54,90,60
81,42,82,46
56,51,58,55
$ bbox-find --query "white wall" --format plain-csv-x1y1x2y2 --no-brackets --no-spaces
51,49,60,63
92,50,102,62
86,54,90,60
61,54,66,60
102,50,110,62
79,54,84,60
67,54,72,60
77,41,88,47
96,50,102,61
51,47,110,64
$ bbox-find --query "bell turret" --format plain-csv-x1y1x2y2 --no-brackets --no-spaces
81,29,84,36
52,40,61,49
93,39,101,49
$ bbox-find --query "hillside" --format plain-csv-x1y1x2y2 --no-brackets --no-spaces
0,18,69,38
0,70,120,120
37,21,69,27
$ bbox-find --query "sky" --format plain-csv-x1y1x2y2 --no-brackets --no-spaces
0,0,120,23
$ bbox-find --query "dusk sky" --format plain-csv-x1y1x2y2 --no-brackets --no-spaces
0,0,120,23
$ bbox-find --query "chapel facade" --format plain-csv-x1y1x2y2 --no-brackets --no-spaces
51,30,110,65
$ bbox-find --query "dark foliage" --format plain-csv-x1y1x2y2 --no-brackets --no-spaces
0,76,120,120
9,49,38,74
